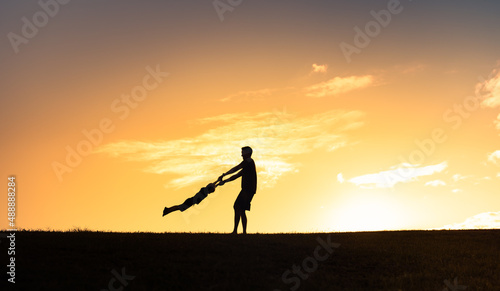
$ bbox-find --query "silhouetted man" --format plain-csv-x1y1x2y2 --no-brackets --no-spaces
218,146,257,234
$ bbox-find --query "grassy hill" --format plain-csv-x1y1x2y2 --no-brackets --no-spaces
1,230,499,290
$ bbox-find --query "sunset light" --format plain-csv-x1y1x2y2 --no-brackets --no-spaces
2,0,500,235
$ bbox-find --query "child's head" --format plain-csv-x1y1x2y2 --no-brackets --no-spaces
206,183,216,193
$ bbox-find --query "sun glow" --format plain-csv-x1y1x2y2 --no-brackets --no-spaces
3,1,500,234
335,194,403,232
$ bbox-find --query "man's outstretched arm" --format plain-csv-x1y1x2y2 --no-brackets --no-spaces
219,162,243,181
220,171,242,185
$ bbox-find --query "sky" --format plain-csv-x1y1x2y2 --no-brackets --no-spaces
1,0,500,233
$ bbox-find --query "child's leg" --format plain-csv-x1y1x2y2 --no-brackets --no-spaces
163,195,198,217
162,205,181,216
163,187,210,217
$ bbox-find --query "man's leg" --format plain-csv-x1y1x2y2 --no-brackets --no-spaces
232,209,241,234
241,192,253,234
241,210,247,234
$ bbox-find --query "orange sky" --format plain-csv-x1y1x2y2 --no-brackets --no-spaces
1,0,500,233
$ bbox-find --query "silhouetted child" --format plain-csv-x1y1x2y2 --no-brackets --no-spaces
162,182,219,216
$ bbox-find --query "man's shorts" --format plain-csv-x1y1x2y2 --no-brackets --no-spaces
233,190,255,211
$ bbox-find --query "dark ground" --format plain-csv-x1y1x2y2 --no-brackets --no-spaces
0,230,499,290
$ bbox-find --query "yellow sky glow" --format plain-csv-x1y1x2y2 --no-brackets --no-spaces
2,1,500,233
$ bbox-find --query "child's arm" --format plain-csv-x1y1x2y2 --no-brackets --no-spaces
208,179,222,190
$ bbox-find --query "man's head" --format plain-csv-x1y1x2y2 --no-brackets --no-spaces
241,146,253,159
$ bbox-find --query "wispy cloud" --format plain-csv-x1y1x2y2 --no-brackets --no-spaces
478,68,500,108
487,150,500,165
494,113,500,130
425,180,446,187
304,75,374,98
452,174,471,182
219,87,293,102
311,63,328,73
348,162,448,188
96,110,364,189
437,211,500,230
398,63,426,74
479,67,500,167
